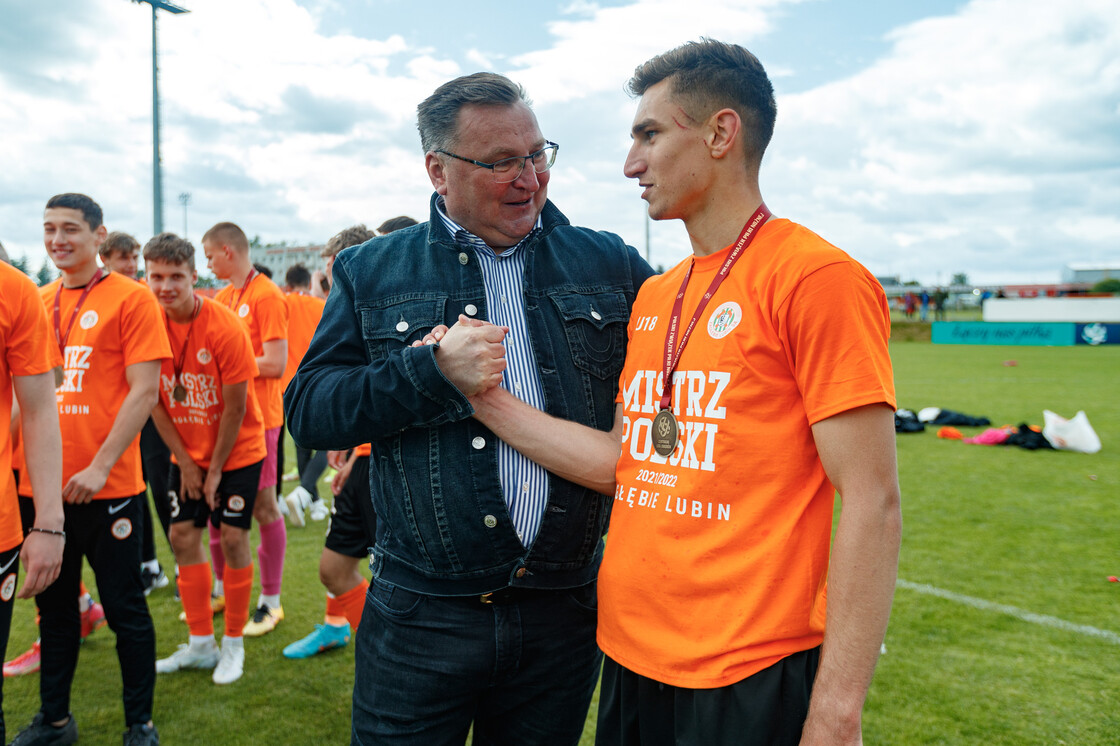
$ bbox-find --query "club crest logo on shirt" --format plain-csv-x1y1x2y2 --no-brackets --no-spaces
197,348,212,365
228,496,246,511
0,574,15,602
79,310,99,330
238,304,250,318
111,518,133,540
707,302,741,339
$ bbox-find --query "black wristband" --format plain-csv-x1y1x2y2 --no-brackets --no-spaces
28,527,66,539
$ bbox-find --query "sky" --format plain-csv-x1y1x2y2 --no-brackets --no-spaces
1,0,1117,285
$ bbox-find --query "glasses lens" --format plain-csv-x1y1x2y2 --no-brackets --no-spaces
491,156,521,183
532,144,558,173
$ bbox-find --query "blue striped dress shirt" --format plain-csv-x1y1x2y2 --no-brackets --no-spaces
435,197,550,547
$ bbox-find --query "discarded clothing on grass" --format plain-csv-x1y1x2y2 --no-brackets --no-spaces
895,409,925,433
938,422,1060,451
918,407,992,427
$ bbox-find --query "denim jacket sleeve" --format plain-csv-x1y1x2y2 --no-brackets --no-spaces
283,244,473,451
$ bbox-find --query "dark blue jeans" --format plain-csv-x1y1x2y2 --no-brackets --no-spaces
351,578,601,746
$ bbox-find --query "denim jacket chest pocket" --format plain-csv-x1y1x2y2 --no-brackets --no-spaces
359,297,448,359
548,290,630,380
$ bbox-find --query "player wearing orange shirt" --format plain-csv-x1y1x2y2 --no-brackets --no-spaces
279,264,329,526
204,222,290,637
453,41,901,746
11,193,167,746
143,233,266,685
0,261,65,745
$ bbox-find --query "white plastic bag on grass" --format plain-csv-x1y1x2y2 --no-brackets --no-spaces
1042,410,1101,454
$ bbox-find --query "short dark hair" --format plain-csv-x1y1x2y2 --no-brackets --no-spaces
142,232,195,270
323,224,377,258
100,231,140,260
628,39,776,166
417,72,530,153
46,193,103,231
285,263,311,288
202,221,250,253
376,216,419,235
253,263,272,279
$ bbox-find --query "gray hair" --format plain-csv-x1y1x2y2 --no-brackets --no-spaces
416,72,530,153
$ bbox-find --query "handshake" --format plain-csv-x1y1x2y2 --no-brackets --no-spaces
413,315,511,399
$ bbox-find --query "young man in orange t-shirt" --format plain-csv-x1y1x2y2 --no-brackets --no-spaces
279,264,329,526
11,193,168,746
204,222,290,637
0,260,65,745
144,233,267,685
455,41,901,746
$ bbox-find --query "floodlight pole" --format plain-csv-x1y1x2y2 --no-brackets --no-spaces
133,0,189,236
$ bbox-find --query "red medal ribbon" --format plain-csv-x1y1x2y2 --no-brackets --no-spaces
165,295,202,391
226,268,256,313
659,204,771,412
53,268,106,356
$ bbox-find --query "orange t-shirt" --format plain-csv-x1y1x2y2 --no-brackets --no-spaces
159,297,267,471
353,443,371,458
215,273,288,429
20,272,170,501
598,219,895,689
1,263,63,551
281,291,325,391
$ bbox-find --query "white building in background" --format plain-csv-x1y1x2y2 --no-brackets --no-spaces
1062,263,1120,285
250,244,324,281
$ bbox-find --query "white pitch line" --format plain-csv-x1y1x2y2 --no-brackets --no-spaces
897,579,1120,646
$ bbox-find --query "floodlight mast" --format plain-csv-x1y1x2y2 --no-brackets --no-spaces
132,0,189,236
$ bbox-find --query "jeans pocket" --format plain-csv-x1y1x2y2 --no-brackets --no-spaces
368,577,424,619
563,582,599,618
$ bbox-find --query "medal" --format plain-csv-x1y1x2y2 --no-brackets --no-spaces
54,367,64,387
654,204,771,458
172,384,187,403
652,409,679,457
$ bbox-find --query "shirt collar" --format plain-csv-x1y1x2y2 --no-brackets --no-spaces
434,195,540,257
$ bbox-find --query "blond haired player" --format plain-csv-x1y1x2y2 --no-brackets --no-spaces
204,222,289,636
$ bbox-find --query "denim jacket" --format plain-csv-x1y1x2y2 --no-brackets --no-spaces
285,195,655,595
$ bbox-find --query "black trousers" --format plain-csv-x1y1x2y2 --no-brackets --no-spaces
0,544,20,743
20,495,156,727
139,418,172,563
596,647,821,746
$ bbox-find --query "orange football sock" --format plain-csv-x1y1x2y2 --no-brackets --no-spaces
222,563,254,638
178,562,214,637
336,580,368,632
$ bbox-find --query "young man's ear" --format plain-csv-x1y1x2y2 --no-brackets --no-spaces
707,108,742,160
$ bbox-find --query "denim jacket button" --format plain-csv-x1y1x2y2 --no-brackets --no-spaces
471,437,486,450
395,320,409,333
591,308,602,321
464,304,478,316
458,252,470,266
484,515,498,528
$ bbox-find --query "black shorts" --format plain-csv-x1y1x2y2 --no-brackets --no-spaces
167,460,262,530
597,647,821,746
324,456,375,559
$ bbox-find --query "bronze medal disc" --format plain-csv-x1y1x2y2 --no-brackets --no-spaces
172,384,187,403
54,367,64,387
652,409,679,457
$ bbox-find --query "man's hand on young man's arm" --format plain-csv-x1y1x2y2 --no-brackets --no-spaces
431,315,508,397
800,403,902,746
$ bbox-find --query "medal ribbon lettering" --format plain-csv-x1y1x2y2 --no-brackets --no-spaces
53,268,105,355
653,204,771,456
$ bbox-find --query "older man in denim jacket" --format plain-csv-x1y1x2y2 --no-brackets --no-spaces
285,72,653,745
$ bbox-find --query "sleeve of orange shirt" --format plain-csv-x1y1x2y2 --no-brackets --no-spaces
120,285,173,367
254,290,289,377
781,261,895,423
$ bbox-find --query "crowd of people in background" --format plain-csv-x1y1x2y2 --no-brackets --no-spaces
1,38,901,746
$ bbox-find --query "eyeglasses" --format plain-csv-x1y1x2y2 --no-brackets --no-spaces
435,141,559,183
